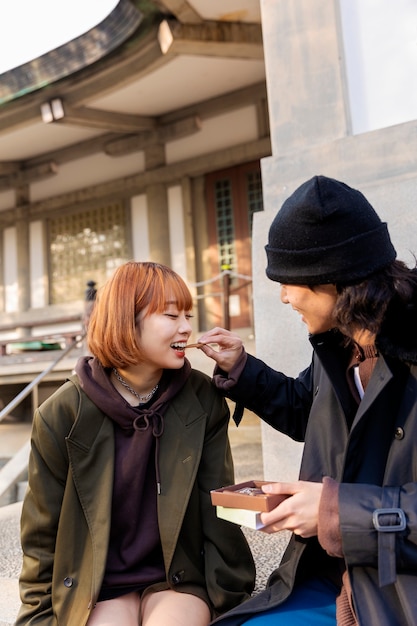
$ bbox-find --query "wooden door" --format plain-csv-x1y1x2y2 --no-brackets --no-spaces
205,161,263,329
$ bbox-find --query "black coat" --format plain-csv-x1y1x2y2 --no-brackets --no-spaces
212,290,417,626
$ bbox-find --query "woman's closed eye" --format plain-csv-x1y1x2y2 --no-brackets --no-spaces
164,312,193,320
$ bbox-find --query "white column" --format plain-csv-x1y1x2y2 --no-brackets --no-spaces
30,220,47,308
131,194,150,261
3,227,18,312
167,185,187,278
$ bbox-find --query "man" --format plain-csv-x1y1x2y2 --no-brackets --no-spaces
198,176,417,625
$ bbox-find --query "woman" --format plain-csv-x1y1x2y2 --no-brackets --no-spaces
198,176,417,625
16,261,255,626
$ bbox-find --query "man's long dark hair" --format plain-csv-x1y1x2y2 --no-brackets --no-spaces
333,260,417,339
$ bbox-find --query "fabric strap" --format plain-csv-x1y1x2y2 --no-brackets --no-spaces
376,487,403,587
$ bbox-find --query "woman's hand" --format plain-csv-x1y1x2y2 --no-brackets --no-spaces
197,327,244,372
260,481,323,538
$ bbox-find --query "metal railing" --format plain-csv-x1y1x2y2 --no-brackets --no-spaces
0,335,84,502
192,269,252,330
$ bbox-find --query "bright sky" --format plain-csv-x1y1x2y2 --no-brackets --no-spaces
0,0,118,74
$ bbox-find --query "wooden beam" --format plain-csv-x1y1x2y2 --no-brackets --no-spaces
25,84,265,170
27,133,120,167
45,101,157,133
104,116,202,156
0,85,265,190
0,162,58,191
0,162,20,175
158,19,263,59
158,0,203,24
160,81,267,124
5,137,271,221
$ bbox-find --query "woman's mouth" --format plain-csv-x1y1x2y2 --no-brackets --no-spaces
170,342,187,355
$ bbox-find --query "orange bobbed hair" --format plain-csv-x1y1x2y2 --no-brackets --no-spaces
87,261,193,368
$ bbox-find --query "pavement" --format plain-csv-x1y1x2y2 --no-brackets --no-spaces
0,330,291,624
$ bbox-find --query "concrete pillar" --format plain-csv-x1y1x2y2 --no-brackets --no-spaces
167,184,187,279
29,221,47,308
3,227,18,312
0,224,4,313
261,0,348,155
145,144,171,266
131,194,150,261
15,189,31,330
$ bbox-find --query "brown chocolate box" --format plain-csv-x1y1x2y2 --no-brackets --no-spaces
210,480,287,512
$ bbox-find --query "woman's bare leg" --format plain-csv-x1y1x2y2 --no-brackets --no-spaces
86,591,141,626
141,589,210,626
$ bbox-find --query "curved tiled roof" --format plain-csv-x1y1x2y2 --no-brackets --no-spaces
0,0,143,105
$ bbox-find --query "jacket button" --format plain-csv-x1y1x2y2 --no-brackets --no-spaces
63,577,74,588
394,427,404,440
171,571,184,585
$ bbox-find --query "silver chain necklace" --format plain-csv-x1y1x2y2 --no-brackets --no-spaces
112,368,159,403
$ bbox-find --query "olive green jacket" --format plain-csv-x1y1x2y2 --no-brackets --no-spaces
16,370,255,625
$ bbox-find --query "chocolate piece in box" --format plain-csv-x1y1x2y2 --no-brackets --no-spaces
210,480,287,512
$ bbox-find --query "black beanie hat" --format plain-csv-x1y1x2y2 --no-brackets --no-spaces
265,175,396,285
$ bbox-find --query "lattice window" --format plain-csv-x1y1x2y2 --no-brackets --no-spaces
214,178,237,276
48,203,130,303
247,170,264,232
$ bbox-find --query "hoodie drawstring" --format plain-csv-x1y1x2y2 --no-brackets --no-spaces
133,411,164,494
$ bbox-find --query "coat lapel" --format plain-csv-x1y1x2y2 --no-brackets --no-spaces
65,392,115,597
157,381,207,572
350,356,393,427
